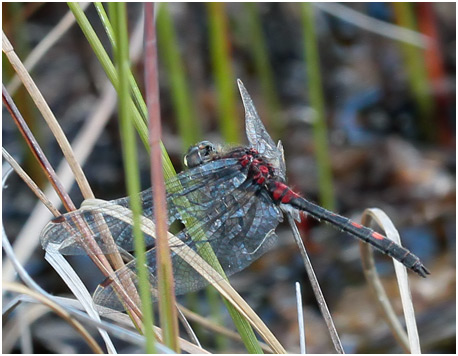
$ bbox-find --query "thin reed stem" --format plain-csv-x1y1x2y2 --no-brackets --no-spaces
301,3,335,211
144,3,179,352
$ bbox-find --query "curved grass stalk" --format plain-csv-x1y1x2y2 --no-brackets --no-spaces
360,208,422,353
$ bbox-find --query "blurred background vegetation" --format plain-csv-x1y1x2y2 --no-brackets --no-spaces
2,2,455,353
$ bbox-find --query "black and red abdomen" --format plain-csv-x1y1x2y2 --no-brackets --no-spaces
220,147,429,277
266,180,301,204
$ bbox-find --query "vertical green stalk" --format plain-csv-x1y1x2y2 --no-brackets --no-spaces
392,2,435,141
301,3,335,211
94,2,149,125
111,3,155,352
207,2,240,143
205,286,227,350
244,3,283,136
184,292,207,343
157,3,201,149
68,2,148,147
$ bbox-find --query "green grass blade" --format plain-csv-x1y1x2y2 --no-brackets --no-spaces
94,2,116,51
205,286,227,351
111,3,155,352
392,2,435,141
224,299,264,354
244,3,283,136
157,3,202,150
67,2,176,180
207,2,240,143
301,3,335,211
67,2,147,143
94,2,149,125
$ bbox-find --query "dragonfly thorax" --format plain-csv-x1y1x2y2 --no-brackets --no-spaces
185,142,278,186
219,147,277,186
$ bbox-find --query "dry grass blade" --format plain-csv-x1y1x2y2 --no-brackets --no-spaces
2,45,116,271
2,82,117,283
2,84,75,212
144,3,178,351
2,31,93,200
2,82,141,324
178,305,273,353
3,303,47,353
2,282,103,354
1,192,116,354
6,3,91,96
286,214,344,354
81,200,286,353
2,148,60,217
3,13,144,278
176,306,201,348
295,282,306,354
2,16,148,323
45,251,117,353
3,85,109,271
360,208,422,353
50,296,209,354
3,36,145,326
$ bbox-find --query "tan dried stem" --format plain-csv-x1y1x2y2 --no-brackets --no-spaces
3,281,104,354
360,208,421,353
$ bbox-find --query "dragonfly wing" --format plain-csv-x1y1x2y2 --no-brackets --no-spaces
40,158,245,255
237,79,286,180
168,161,249,226
171,182,282,297
204,189,282,275
92,183,283,311
40,190,158,255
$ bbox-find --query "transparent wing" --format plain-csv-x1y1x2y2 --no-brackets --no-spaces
237,79,286,180
40,158,245,255
92,182,282,311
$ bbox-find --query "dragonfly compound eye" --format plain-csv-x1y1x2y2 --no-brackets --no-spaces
184,141,217,168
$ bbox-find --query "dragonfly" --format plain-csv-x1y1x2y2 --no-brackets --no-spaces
41,80,429,311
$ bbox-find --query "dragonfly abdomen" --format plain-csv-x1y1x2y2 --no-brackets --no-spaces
265,180,430,278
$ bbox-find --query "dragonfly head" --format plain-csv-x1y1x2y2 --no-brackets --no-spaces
184,141,218,168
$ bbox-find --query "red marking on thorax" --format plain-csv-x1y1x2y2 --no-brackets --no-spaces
259,165,269,175
240,155,251,167
372,232,385,240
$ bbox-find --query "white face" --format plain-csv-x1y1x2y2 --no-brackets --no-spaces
183,141,218,168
